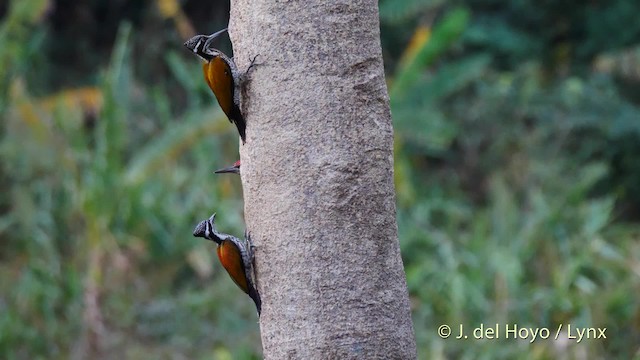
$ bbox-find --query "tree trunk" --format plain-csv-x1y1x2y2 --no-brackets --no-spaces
230,1,417,358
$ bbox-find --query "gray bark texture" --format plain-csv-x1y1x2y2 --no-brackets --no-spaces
230,1,417,358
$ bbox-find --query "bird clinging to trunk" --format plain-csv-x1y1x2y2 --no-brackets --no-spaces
193,213,261,315
184,29,257,143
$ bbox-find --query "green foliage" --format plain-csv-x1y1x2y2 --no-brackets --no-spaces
0,3,257,358
379,0,445,24
391,7,471,98
383,0,640,358
1,0,640,358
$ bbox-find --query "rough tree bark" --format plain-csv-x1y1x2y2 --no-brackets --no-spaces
230,1,417,358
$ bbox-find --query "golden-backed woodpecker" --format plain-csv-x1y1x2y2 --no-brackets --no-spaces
214,160,241,175
184,28,257,143
193,213,261,315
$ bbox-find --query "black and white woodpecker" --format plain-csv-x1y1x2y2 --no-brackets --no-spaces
184,28,257,143
193,213,261,315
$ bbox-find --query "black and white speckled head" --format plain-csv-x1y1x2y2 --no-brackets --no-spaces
184,28,228,62
184,34,209,61
193,213,220,244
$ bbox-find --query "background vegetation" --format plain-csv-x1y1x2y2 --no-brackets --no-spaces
1,0,639,358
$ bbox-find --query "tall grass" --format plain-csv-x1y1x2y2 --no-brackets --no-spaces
0,3,260,358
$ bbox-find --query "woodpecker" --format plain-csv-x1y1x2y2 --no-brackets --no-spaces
193,213,261,315
214,160,240,175
184,29,257,143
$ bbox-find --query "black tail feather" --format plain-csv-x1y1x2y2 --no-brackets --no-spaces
248,286,262,316
231,105,246,143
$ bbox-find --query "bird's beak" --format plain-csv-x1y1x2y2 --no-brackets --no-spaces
208,27,228,40
184,28,228,60
214,166,240,175
203,28,228,50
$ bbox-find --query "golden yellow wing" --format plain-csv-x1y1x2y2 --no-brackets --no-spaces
217,241,249,294
203,57,235,121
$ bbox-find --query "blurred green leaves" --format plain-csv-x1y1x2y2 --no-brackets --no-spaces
384,1,640,359
390,8,470,98
1,0,640,359
0,9,256,359
0,0,49,109
380,0,445,24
